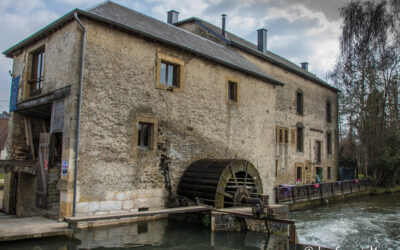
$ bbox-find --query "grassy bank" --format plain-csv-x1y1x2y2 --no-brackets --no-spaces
371,185,400,195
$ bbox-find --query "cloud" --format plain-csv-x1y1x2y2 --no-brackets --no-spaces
0,0,345,112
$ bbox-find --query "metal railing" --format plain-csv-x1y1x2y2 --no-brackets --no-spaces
274,179,372,204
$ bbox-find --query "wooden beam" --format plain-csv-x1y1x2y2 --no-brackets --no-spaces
24,117,35,160
64,206,212,224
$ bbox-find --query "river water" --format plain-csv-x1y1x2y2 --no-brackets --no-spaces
290,193,400,250
0,193,399,250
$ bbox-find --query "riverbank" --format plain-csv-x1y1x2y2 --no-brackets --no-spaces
370,185,400,195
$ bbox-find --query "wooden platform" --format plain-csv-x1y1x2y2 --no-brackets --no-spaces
65,205,212,226
0,215,72,242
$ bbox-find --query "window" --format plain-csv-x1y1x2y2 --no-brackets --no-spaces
326,101,332,123
296,126,303,152
275,160,278,177
327,167,332,180
296,91,303,115
156,52,184,92
160,61,179,87
327,132,332,155
226,77,240,104
228,81,238,102
279,129,283,143
296,167,302,182
138,122,153,149
30,47,45,97
284,129,289,143
316,141,321,163
134,115,158,152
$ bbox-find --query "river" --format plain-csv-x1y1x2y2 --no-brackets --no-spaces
290,193,400,250
0,193,398,250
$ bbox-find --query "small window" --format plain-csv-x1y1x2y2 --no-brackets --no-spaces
326,101,332,123
160,61,179,87
284,129,289,143
138,122,153,149
156,52,184,92
327,132,332,155
275,160,278,177
30,47,45,97
228,81,238,103
296,167,302,182
316,141,321,163
327,167,332,180
296,126,303,152
296,91,303,115
279,129,283,143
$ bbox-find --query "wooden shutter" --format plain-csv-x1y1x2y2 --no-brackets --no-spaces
36,133,50,208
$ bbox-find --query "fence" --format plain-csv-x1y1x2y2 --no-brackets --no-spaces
274,179,372,204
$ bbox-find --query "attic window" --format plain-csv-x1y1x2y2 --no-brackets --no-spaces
226,77,240,105
228,81,238,102
296,91,303,115
156,52,184,92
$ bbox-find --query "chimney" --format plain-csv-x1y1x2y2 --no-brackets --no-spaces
301,62,309,71
222,14,227,37
257,28,268,53
167,10,179,24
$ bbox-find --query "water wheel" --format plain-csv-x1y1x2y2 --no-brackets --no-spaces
177,159,263,208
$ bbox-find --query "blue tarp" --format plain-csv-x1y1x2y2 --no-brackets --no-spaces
9,76,20,112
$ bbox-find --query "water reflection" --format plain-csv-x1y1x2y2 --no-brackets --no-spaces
0,218,296,250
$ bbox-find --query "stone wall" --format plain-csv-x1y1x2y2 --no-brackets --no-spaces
177,22,339,186
73,18,277,216
4,20,82,217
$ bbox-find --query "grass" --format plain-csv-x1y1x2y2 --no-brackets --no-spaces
371,185,400,195
0,173,4,179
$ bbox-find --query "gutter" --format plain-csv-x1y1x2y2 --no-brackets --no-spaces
72,12,86,217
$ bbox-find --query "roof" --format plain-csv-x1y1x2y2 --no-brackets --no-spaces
3,1,284,86
175,17,339,92
0,119,8,151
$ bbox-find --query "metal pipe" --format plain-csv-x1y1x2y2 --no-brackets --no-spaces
221,14,226,37
72,12,86,217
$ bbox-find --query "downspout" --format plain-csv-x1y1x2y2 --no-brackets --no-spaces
72,12,86,217
336,93,340,181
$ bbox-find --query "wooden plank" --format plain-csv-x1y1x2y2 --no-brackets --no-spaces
24,118,35,160
215,209,295,225
36,133,50,208
65,206,212,223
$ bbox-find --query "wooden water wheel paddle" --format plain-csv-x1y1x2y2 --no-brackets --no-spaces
177,159,263,208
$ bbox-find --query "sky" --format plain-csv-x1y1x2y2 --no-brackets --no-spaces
0,0,350,112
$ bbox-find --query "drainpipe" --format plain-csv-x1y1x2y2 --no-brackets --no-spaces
72,12,86,217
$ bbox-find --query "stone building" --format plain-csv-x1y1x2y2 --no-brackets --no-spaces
1,1,338,218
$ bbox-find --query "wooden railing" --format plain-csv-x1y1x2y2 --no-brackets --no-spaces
274,179,372,204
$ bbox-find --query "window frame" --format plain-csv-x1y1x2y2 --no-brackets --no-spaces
156,52,184,92
134,114,158,153
226,77,240,105
327,167,332,180
316,140,322,163
296,126,304,152
23,45,46,99
327,132,332,155
296,166,302,182
296,90,304,115
326,100,332,123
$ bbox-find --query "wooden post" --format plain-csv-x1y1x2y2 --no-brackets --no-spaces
289,224,299,244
